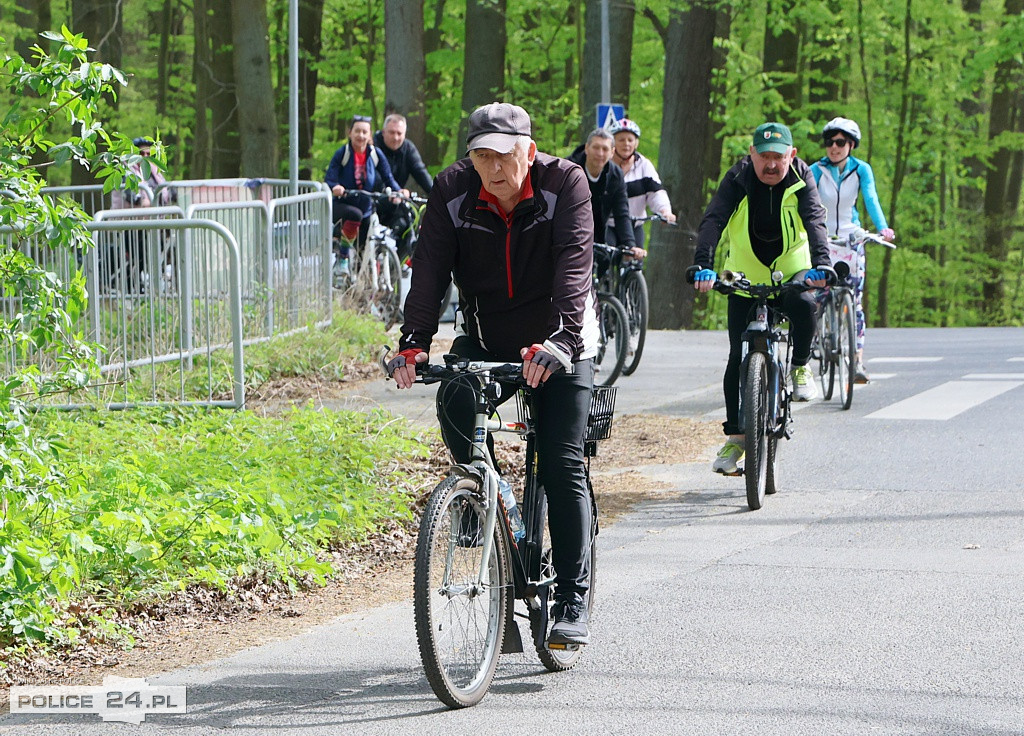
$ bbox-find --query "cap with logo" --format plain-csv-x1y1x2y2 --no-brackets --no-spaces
466,102,532,154
752,122,793,154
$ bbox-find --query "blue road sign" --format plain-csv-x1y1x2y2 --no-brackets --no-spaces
596,103,625,130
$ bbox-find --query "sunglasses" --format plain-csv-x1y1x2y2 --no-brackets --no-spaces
825,138,850,148
352,115,372,124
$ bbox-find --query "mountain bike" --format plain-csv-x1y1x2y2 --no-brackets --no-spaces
687,266,818,511
615,213,676,375
332,190,404,329
591,249,629,387
814,231,895,407
813,237,858,409
594,241,648,377
382,350,614,708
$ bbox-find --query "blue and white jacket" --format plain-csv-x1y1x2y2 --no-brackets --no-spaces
810,155,889,238
324,142,401,218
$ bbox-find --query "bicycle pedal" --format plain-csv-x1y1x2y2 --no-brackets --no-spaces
546,640,581,652
716,468,744,477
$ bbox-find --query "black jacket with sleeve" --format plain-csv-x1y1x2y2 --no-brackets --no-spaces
694,155,830,272
567,146,635,248
372,131,433,193
398,152,598,368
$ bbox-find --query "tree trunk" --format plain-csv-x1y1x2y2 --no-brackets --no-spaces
981,0,1024,320
876,0,914,327
807,0,842,110
70,0,123,187
210,4,240,178
762,0,801,118
704,7,731,186
298,0,325,180
384,0,427,149
647,2,717,330
231,0,279,177
459,0,506,148
582,0,635,137
191,0,212,178
420,0,448,167
957,0,985,214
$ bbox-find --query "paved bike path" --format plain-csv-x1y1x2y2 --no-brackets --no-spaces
4,327,1023,734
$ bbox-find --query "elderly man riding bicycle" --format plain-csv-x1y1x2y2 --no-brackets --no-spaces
389,102,599,647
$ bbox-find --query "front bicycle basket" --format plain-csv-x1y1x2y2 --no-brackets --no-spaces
585,385,618,442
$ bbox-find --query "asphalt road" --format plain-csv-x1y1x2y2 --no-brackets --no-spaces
4,326,1023,735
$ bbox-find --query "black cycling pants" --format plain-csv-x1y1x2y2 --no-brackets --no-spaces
436,336,595,598
722,289,817,436
376,200,415,261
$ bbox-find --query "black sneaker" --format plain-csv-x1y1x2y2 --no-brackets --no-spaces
548,592,590,646
854,363,870,384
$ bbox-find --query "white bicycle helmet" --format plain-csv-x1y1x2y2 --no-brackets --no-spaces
822,117,861,147
608,118,641,138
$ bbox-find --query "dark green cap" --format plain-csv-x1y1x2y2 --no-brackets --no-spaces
752,122,793,154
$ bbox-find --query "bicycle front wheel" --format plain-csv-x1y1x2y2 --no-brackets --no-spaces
414,475,509,709
619,271,649,376
817,298,836,400
371,243,402,330
595,294,628,387
837,290,857,410
743,353,769,511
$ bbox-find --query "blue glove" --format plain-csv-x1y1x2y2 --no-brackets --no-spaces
695,268,717,283
805,268,827,282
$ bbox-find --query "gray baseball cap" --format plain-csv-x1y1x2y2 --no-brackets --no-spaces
466,102,532,154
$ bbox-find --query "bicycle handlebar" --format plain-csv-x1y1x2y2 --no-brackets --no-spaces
829,232,896,249
684,265,834,295
379,346,526,386
335,188,427,204
631,213,677,226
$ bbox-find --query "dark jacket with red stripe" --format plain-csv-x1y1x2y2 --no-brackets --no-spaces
399,152,598,367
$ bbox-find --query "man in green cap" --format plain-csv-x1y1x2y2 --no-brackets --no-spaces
690,121,833,476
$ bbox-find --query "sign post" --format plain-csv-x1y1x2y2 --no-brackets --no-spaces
596,103,625,130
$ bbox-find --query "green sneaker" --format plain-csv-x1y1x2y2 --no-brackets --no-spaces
713,441,744,475
791,364,818,401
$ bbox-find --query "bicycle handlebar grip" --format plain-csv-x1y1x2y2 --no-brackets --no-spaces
684,265,700,284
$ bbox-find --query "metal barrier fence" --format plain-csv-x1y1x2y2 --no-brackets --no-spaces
3,180,333,408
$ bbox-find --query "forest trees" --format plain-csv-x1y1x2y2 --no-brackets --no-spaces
2,0,1021,328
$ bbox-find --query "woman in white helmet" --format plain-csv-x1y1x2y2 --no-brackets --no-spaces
810,116,895,383
608,118,676,249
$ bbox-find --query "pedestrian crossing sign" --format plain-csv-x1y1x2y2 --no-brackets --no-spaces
596,103,625,130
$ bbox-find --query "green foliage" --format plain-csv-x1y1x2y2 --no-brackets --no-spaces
0,402,427,647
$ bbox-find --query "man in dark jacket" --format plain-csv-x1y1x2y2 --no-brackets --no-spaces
388,102,599,647
567,128,637,249
691,121,833,476
374,114,433,260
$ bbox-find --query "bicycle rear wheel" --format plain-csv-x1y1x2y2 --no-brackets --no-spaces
529,489,597,672
817,298,836,400
595,294,628,387
837,290,857,410
414,475,509,708
743,353,769,511
619,270,649,376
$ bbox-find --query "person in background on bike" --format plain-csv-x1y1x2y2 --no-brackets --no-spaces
567,128,643,277
374,113,434,261
810,117,895,384
692,122,832,475
110,137,176,293
324,114,401,276
388,102,600,647
607,117,676,248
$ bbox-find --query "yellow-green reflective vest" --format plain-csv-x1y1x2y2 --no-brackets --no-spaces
722,172,812,291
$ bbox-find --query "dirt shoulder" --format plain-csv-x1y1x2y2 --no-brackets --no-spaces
0,390,719,698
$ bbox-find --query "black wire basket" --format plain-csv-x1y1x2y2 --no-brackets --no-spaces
585,385,618,442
